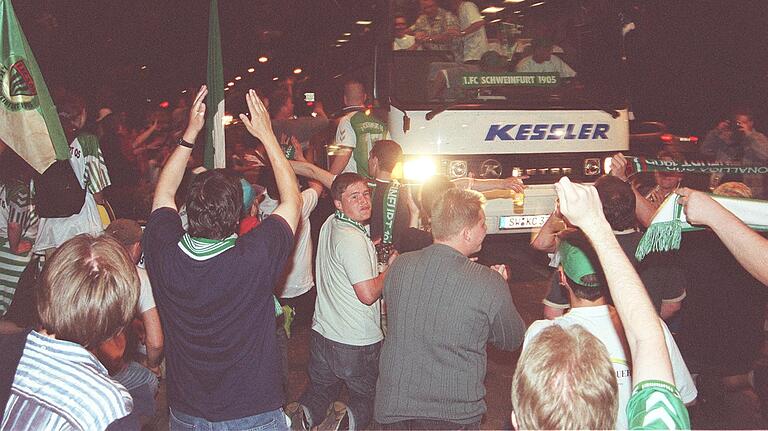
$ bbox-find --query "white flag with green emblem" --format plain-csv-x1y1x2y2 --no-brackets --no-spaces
0,0,69,173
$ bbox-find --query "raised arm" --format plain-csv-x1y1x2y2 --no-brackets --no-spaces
677,187,768,286
530,209,566,253
152,85,207,212
289,160,336,189
555,177,674,386
240,90,301,233
452,176,526,193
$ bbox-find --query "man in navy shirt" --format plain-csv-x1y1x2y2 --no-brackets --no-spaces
143,87,301,429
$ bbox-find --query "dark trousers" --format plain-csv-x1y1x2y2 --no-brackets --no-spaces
379,419,481,430
299,330,380,429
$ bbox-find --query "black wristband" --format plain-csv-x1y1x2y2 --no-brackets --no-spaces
177,138,194,148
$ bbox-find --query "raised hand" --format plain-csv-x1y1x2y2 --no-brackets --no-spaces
554,177,609,234
675,187,726,227
240,89,275,144
185,85,208,136
609,152,629,182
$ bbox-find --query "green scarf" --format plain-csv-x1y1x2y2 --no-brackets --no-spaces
178,233,237,261
334,210,368,236
624,156,768,177
635,193,768,260
382,180,401,244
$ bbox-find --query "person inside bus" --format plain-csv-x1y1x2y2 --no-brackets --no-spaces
393,14,418,51
515,37,576,78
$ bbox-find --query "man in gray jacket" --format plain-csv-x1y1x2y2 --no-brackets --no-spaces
374,188,525,429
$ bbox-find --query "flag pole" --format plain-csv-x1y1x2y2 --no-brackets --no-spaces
205,0,225,169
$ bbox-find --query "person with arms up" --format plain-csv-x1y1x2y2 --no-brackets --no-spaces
142,86,301,430
511,177,691,430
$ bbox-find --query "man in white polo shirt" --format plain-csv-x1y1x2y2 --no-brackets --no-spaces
288,172,395,431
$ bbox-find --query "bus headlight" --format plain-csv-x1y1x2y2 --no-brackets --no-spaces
403,157,437,183
584,158,601,176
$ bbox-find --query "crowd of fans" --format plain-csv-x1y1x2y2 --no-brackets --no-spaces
0,3,767,430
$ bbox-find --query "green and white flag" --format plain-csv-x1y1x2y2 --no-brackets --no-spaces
205,0,225,169
0,0,69,173
635,192,768,260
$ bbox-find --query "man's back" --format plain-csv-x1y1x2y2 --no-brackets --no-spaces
375,244,525,425
143,208,294,421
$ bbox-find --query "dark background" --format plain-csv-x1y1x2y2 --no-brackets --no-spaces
11,0,768,135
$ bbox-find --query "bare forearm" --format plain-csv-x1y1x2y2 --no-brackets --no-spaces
290,160,335,189
634,188,656,228
152,141,193,211
462,20,485,36
328,152,351,176
582,222,673,383
530,213,563,252
264,135,301,208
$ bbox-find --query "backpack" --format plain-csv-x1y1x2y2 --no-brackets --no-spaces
34,159,85,218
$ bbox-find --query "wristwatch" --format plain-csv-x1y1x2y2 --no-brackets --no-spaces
177,137,194,148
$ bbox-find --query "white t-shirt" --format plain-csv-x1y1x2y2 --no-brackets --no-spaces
524,305,697,429
393,35,416,51
279,188,319,298
458,1,487,62
313,214,382,346
515,55,576,78
34,137,106,252
137,266,156,313
334,108,363,175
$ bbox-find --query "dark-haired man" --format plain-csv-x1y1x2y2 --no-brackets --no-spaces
143,87,301,429
532,175,686,319
288,172,394,431
523,234,696,428
700,109,768,198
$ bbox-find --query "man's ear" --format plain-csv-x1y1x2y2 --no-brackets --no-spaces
333,199,343,212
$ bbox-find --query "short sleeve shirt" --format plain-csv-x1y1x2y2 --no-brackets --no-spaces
136,266,156,313
515,55,576,78
313,214,381,346
627,380,691,430
143,207,294,421
458,1,488,62
335,110,388,178
278,188,319,298
412,8,460,53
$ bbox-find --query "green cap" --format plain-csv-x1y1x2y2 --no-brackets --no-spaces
559,240,601,288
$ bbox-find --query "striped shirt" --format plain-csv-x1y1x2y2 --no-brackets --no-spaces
1,331,133,430
77,133,112,194
0,180,37,315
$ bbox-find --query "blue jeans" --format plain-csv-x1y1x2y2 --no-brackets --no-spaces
299,330,381,430
169,407,288,431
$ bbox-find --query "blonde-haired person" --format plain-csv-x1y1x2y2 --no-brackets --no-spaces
375,188,524,429
2,234,138,430
512,178,691,430
512,325,618,429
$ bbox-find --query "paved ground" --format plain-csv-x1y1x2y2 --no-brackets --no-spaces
144,235,767,430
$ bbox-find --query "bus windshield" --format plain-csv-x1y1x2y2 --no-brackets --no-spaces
389,0,627,111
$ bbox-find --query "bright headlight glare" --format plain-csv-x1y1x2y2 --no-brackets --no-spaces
403,157,437,183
